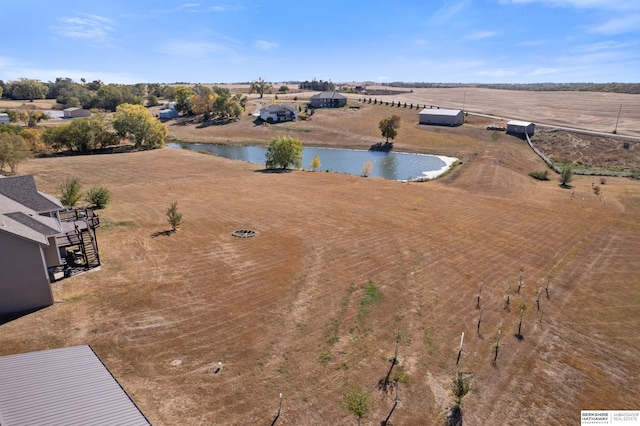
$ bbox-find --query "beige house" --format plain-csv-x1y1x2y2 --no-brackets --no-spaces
0,176,100,316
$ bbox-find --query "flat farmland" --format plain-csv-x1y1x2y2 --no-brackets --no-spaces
3,111,639,425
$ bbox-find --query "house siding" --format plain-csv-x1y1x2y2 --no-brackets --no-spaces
0,232,53,315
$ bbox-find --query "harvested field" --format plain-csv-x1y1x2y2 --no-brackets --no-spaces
1,90,640,425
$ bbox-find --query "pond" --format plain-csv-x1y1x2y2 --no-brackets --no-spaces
169,143,458,181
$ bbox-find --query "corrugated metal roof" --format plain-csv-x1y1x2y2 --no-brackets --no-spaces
0,345,150,426
419,108,462,117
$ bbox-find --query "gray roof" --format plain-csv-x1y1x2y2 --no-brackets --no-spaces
310,91,347,100
419,108,462,117
0,345,150,426
0,176,63,213
63,107,81,112
262,104,296,113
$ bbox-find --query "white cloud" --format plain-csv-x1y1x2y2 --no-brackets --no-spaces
476,69,518,77
253,40,278,51
53,14,115,44
500,0,640,11
465,31,500,40
429,0,472,25
588,14,640,34
529,67,559,76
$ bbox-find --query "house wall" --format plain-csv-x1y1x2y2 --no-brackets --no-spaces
507,123,535,136
0,232,54,315
42,236,62,268
0,115,10,125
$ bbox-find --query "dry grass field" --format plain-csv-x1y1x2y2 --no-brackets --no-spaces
2,93,640,425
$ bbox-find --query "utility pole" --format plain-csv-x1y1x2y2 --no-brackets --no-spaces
614,104,622,134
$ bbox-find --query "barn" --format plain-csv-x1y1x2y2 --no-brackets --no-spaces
63,107,91,118
507,120,535,137
419,108,464,126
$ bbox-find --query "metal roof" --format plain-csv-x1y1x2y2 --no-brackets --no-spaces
0,345,150,426
507,120,534,127
419,108,462,117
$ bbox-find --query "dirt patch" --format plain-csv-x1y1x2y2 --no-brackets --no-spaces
532,130,640,172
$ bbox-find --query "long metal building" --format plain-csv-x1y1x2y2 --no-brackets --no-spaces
419,108,464,126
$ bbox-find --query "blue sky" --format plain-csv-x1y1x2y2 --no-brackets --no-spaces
1,0,638,84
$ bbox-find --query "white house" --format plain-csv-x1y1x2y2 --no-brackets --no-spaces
260,104,298,123
419,108,464,126
507,120,535,137
0,113,10,125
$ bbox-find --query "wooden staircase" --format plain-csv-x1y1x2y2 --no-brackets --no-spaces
80,230,100,268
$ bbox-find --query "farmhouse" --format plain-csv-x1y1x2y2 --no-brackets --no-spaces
419,108,465,126
0,113,10,125
0,175,100,316
309,91,347,108
507,120,535,137
260,104,298,123
0,345,150,425
63,107,91,118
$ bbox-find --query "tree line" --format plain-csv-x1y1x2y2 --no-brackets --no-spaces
382,81,640,94
0,78,178,111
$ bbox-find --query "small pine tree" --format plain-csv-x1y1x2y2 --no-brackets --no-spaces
342,386,373,426
166,201,183,232
60,177,83,208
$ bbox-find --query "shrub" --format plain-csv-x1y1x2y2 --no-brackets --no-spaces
84,187,111,209
560,165,573,187
59,177,83,208
528,170,549,181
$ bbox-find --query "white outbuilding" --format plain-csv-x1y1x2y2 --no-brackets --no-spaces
419,108,464,126
159,108,179,120
506,120,535,137
0,113,10,125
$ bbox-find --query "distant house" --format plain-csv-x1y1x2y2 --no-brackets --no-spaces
159,108,179,120
0,345,150,425
0,175,100,316
260,104,298,123
507,120,535,137
309,92,347,108
0,113,10,125
63,107,91,119
419,108,464,126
